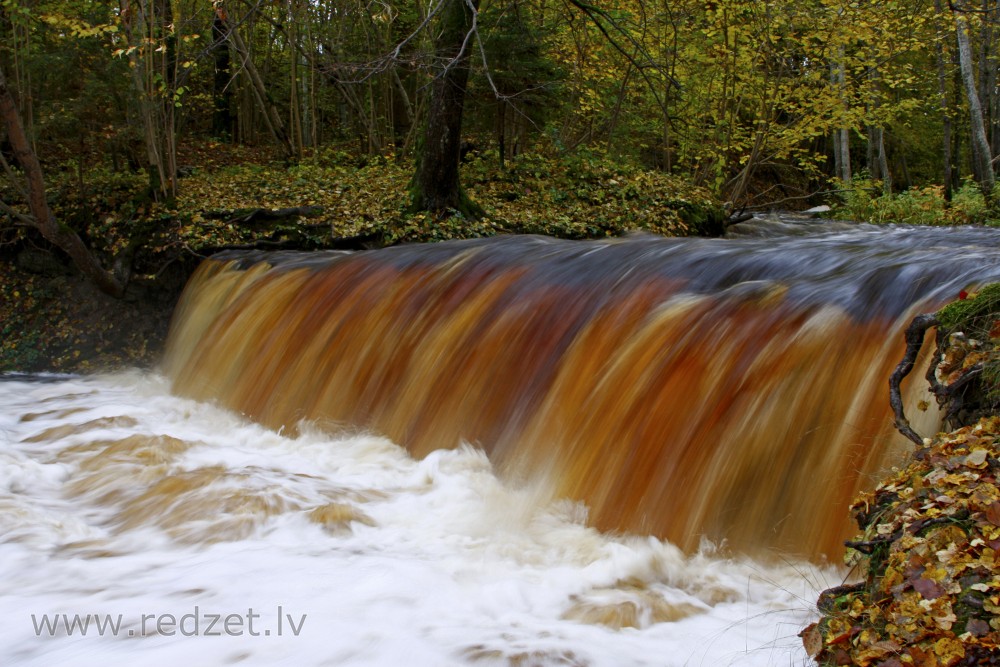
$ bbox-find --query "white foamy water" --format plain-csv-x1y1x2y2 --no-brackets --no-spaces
0,371,836,666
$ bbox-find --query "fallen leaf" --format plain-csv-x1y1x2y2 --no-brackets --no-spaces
985,501,1000,526
966,617,989,636
966,449,989,468
932,636,965,663
912,577,944,600
799,623,822,658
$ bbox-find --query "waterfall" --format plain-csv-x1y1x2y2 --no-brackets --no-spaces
162,225,1000,558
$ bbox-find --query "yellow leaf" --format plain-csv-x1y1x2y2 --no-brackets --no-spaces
932,636,965,662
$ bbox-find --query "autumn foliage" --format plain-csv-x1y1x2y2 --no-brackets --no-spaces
805,288,1000,666
804,416,1000,666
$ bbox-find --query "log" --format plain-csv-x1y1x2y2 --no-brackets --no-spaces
208,231,382,253
203,206,325,226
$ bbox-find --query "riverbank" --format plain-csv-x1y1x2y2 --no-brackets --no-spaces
0,250,186,372
6,221,1000,665
1,147,726,373
804,285,1000,666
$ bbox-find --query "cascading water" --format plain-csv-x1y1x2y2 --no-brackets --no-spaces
4,218,1000,666
163,223,994,557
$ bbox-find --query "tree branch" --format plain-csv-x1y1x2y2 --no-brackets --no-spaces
889,313,939,445
0,65,126,297
0,197,35,227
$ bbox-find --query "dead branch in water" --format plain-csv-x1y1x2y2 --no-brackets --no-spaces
889,313,939,445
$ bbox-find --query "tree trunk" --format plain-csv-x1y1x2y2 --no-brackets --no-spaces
863,127,889,194
288,4,303,158
989,1,1000,159
977,0,996,153
218,8,295,161
833,50,851,183
866,67,892,194
120,2,168,201
936,0,954,201
874,126,892,194
157,0,177,200
955,11,996,201
212,12,234,138
837,128,852,183
497,99,506,170
0,66,125,298
409,0,484,218
119,0,175,203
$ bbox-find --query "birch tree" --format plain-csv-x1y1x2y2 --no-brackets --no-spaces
953,5,995,202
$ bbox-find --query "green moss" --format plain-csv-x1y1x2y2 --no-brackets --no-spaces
935,282,1000,413
936,282,1000,334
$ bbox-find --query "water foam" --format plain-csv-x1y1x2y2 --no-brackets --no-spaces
0,372,832,666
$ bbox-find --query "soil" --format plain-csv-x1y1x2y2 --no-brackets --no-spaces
0,247,197,374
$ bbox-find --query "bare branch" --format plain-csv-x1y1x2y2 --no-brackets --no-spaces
889,313,939,446
0,197,36,226
0,150,29,201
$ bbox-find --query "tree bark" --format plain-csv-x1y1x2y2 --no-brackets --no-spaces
119,0,174,203
955,11,996,201
288,4,303,158
989,1,1000,159
0,66,126,298
158,0,177,200
217,8,295,161
212,12,234,138
874,126,892,194
833,49,851,184
409,0,484,218
936,0,954,201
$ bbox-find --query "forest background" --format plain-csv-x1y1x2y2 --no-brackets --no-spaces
2,0,1000,370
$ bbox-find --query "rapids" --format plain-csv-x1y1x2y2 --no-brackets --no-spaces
4,219,1000,666
1,371,831,666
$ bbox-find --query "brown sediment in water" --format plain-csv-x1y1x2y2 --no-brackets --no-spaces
161,236,943,558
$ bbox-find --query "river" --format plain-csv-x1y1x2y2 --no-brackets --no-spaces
3,218,1000,666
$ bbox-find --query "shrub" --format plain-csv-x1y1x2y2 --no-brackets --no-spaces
833,177,1000,226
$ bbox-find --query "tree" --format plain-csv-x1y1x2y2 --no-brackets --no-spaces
0,64,126,297
935,0,955,201
211,7,234,138
408,0,673,217
832,48,852,185
409,0,485,218
213,4,295,161
471,0,561,169
953,5,995,203
117,0,178,203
